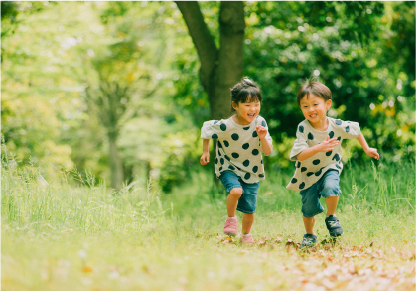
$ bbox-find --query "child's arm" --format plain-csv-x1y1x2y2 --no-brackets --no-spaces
256,126,273,156
200,139,210,165
296,136,339,161
357,132,379,160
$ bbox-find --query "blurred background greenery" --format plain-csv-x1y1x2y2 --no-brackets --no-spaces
1,1,414,192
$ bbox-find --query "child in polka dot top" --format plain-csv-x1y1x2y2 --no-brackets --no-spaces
200,77,273,244
287,79,379,248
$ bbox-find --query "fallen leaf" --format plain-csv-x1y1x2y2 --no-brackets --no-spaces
82,265,93,273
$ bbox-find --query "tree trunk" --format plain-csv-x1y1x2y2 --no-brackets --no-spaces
108,132,124,191
176,1,245,120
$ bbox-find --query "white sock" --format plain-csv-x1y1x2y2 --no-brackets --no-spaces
228,216,237,220
243,233,251,237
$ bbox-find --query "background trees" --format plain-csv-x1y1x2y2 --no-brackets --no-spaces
1,1,414,191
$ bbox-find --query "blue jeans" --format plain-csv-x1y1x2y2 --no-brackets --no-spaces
218,171,259,214
300,170,341,218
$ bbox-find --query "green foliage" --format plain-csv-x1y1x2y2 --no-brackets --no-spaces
243,1,415,165
1,2,414,192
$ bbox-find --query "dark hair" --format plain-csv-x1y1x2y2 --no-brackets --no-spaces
230,77,262,111
297,78,332,106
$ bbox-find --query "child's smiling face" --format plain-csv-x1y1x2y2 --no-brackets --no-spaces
300,93,332,127
232,96,261,125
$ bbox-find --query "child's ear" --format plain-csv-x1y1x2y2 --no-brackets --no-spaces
326,99,332,109
231,101,237,110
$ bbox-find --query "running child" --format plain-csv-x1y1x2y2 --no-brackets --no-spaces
200,77,273,244
287,79,379,248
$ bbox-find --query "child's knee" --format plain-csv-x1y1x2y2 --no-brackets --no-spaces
321,181,341,197
301,195,324,217
229,187,243,196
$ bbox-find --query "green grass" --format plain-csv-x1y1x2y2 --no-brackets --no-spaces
2,156,415,290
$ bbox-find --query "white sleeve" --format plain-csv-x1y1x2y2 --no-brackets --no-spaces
289,124,309,161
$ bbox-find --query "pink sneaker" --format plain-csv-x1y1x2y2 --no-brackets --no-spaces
223,217,238,236
240,234,254,244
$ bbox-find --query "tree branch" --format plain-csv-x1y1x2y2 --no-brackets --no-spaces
175,1,217,90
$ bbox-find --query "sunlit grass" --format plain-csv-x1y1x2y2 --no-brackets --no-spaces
2,155,415,290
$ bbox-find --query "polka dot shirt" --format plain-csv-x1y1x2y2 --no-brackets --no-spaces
287,117,360,191
201,115,273,183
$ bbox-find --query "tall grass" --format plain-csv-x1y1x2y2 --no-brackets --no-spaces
165,159,415,217
1,147,168,235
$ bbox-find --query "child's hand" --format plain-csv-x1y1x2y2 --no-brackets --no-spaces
200,152,210,165
256,125,268,139
319,136,339,152
364,148,379,160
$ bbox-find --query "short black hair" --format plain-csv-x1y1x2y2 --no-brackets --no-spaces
297,78,332,106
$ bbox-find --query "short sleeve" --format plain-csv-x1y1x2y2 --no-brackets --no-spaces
289,125,309,161
333,119,360,139
200,120,227,139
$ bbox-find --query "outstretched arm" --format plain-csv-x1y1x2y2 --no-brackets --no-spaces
357,132,379,160
200,139,211,165
296,136,339,161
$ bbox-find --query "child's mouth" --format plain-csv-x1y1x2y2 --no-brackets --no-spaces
248,113,255,118
309,114,317,118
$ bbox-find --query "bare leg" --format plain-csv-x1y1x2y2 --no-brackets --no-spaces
326,196,339,216
242,213,255,234
226,188,243,217
303,216,316,235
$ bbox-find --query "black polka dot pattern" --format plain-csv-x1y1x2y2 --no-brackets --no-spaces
326,151,332,156
307,172,314,177
329,131,334,138
231,133,239,141
315,168,323,176
299,182,305,189
336,164,342,169
333,153,340,161
243,126,250,130
223,140,229,147
301,167,307,172
224,155,230,161
220,158,224,165
215,158,218,164
299,125,304,133
231,153,239,159
345,126,350,133
261,120,266,127
297,161,301,168
252,149,259,156
242,143,249,150
308,133,314,140
337,136,341,142
243,160,250,167
214,120,218,124
291,178,297,184
335,119,342,125
259,174,264,178
313,159,320,165
220,124,227,131
217,141,222,148
228,165,235,170
244,173,251,180
252,166,258,173
212,134,218,138
252,131,258,138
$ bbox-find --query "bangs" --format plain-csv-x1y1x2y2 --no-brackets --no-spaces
236,87,262,104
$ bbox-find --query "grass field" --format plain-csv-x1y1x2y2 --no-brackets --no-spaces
2,155,415,290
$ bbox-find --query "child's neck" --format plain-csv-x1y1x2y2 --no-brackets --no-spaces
232,114,251,125
309,116,329,131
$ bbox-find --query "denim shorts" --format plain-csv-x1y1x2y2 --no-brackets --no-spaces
300,169,342,218
218,170,259,214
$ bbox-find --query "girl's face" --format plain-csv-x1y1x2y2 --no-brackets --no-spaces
232,96,261,125
300,94,332,127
